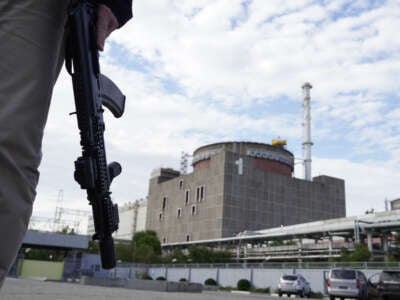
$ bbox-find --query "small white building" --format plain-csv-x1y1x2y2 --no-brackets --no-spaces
391,198,400,211
87,199,147,240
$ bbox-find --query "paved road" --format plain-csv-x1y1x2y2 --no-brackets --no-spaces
0,278,323,300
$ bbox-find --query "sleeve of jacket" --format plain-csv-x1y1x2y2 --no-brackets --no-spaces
97,0,133,27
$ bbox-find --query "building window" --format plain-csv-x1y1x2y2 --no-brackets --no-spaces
179,179,183,190
191,205,196,215
162,237,167,244
185,190,190,205
186,234,191,242
177,208,182,218
159,212,163,221
162,197,167,210
196,185,205,202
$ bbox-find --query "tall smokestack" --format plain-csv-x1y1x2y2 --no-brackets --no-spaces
302,82,313,181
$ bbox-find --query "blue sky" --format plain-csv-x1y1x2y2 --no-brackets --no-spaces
34,0,400,228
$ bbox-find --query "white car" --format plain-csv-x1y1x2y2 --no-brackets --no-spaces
277,274,312,298
327,268,368,300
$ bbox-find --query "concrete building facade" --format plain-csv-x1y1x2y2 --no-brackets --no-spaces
87,199,147,240
390,198,400,210
146,142,346,244
114,199,147,240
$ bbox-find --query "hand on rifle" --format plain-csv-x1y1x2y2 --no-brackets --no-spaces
96,4,119,51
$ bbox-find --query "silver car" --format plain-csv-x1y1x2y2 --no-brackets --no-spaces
327,268,368,300
277,273,312,298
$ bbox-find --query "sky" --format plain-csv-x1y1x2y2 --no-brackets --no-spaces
33,0,400,225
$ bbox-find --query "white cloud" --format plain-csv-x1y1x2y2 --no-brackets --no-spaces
111,0,400,104
33,1,400,222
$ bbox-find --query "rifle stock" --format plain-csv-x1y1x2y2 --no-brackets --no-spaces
65,0,125,269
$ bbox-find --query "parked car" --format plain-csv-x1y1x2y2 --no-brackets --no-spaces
326,268,368,300
368,270,400,300
277,273,311,298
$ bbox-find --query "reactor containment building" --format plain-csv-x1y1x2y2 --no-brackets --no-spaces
146,141,346,244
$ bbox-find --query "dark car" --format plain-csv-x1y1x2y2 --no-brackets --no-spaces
368,270,400,300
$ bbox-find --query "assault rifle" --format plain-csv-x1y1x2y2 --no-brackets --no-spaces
65,0,125,269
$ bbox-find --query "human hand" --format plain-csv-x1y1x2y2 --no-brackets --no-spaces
96,4,119,51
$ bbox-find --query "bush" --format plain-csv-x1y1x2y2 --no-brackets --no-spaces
179,278,187,282
138,273,153,280
156,276,166,281
309,291,324,299
204,278,217,286
251,287,270,294
219,286,234,291
237,278,251,291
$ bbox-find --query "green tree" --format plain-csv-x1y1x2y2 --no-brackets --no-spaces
269,240,285,247
24,248,65,261
134,244,155,263
188,246,211,263
340,244,371,262
210,249,232,263
132,230,161,263
163,249,187,263
350,244,371,261
87,240,100,254
284,240,297,246
115,242,133,262
340,246,351,261
188,246,232,263
58,226,76,235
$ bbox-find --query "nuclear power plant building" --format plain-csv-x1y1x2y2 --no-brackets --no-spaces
146,141,346,244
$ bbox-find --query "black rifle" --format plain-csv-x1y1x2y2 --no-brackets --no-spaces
65,0,125,269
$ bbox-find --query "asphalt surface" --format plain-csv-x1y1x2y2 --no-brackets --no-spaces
0,278,327,300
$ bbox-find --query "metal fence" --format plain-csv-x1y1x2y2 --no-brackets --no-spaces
149,261,400,270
